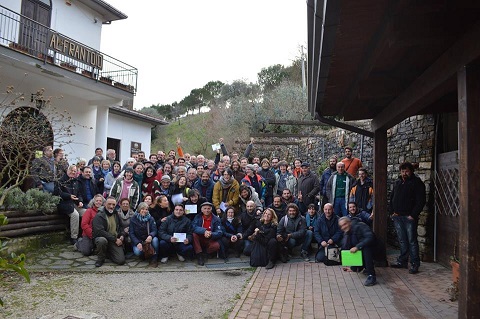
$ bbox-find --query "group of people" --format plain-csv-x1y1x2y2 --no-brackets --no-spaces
30,140,426,287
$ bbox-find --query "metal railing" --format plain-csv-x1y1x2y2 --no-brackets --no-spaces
0,5,137,94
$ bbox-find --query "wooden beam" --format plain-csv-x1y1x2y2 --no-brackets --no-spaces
457,64,480,318
373,129,388,245
250,133,323,138
340,0,407,115
268,120,330,127
372,20,480,131
315,115,374,138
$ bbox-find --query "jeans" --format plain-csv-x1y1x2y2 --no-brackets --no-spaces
393,215,420,266
301,230,313,252
159,239,193,258
133,237,159,259
333,197,347,217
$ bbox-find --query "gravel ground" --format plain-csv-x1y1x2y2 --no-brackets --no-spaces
0,269,253,319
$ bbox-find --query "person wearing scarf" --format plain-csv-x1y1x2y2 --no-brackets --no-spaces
129,202,159,267
220,206,244,260
109,167,140,210
104,161,122,197
212,168,240,217
142,166,160,199
133,163,144,199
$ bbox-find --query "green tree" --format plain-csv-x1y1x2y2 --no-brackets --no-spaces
257,64,288,91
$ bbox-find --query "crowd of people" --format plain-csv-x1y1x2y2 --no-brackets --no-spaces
30,139,425,287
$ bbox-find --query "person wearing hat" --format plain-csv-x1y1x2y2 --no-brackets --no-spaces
156,174,174,200
241,164,266,204
192,202,224,265
109,167,140,210
297,162,320,207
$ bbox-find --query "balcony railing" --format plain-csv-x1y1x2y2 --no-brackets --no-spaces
0,5,137,94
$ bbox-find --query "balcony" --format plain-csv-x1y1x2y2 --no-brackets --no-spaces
0,5,137,94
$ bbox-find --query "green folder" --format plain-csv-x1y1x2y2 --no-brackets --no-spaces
341,250,363,266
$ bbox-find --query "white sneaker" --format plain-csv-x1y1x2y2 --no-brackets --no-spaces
177,254,185,262
160,257,168,264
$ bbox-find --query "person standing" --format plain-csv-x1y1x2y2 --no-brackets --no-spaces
319,157,337,208
326,162,355,217
341,146,363,177
389,162,426,274
297,162,320,207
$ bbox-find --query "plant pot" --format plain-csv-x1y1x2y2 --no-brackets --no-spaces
60,62,77,72
82,70,93,78
114,82,128,90
450,260,460,283
100,77,113,85
38,53,54,64
9,42,29,54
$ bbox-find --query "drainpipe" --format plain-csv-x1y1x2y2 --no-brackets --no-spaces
433,114,440,262
360,135,365,163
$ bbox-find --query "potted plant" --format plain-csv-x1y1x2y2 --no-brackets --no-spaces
9,42,29,54
450,243,460,284
82,70,93,78
99,76,113,85
37,53,54,64
60,62,77,72
114,82,128,90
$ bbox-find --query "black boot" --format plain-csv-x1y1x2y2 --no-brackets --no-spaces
197,253,205,266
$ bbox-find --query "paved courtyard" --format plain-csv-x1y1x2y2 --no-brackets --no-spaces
1,244,458,318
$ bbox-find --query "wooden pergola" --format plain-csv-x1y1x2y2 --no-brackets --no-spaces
307,0,480,317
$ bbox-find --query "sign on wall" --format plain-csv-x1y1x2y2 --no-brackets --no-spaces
49,32,103,69
131,141,142,156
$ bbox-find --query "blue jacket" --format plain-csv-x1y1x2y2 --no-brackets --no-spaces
320,167,335,198
129,214,157,246
313,213,343,244
192,213,223,240
193,179,215,203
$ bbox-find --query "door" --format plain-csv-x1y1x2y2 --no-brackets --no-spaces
20,0,51,56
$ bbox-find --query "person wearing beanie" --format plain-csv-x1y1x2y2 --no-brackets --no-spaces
212,168,240,216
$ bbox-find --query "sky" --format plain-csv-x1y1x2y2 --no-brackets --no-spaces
100,1,307,110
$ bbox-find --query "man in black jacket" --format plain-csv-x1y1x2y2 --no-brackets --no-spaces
92,196,125,267
389,162,426,274
339,216,376,286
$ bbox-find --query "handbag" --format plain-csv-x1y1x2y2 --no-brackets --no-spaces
249,241,269,267
324,244,341,266
142,221,155,259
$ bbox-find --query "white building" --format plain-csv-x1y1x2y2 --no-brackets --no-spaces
0,0,167,164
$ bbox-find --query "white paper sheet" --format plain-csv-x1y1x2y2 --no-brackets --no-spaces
173,233,187,242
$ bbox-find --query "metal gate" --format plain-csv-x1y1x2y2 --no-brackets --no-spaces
434,151,459,265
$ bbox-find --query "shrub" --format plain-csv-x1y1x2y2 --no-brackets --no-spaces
0,188,60,214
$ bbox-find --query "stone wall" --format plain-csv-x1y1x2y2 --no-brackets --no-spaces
266,116,436,260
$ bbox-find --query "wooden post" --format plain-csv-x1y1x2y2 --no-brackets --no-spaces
457,64,480,318
373,129,388,244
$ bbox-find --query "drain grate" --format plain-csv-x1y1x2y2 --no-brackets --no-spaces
205,262,250,269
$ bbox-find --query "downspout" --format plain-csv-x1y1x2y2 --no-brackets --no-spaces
433,114,440,262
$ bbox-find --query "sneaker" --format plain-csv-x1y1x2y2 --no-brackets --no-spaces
95,259,104,267
148,260,158,268
70,238,78,245
177,254,185,262
73,242,78,251
409,264,419,274
301,250,310,262
266,261,275,269
390,262,408,269
364,275,377,286
160,257,168,264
